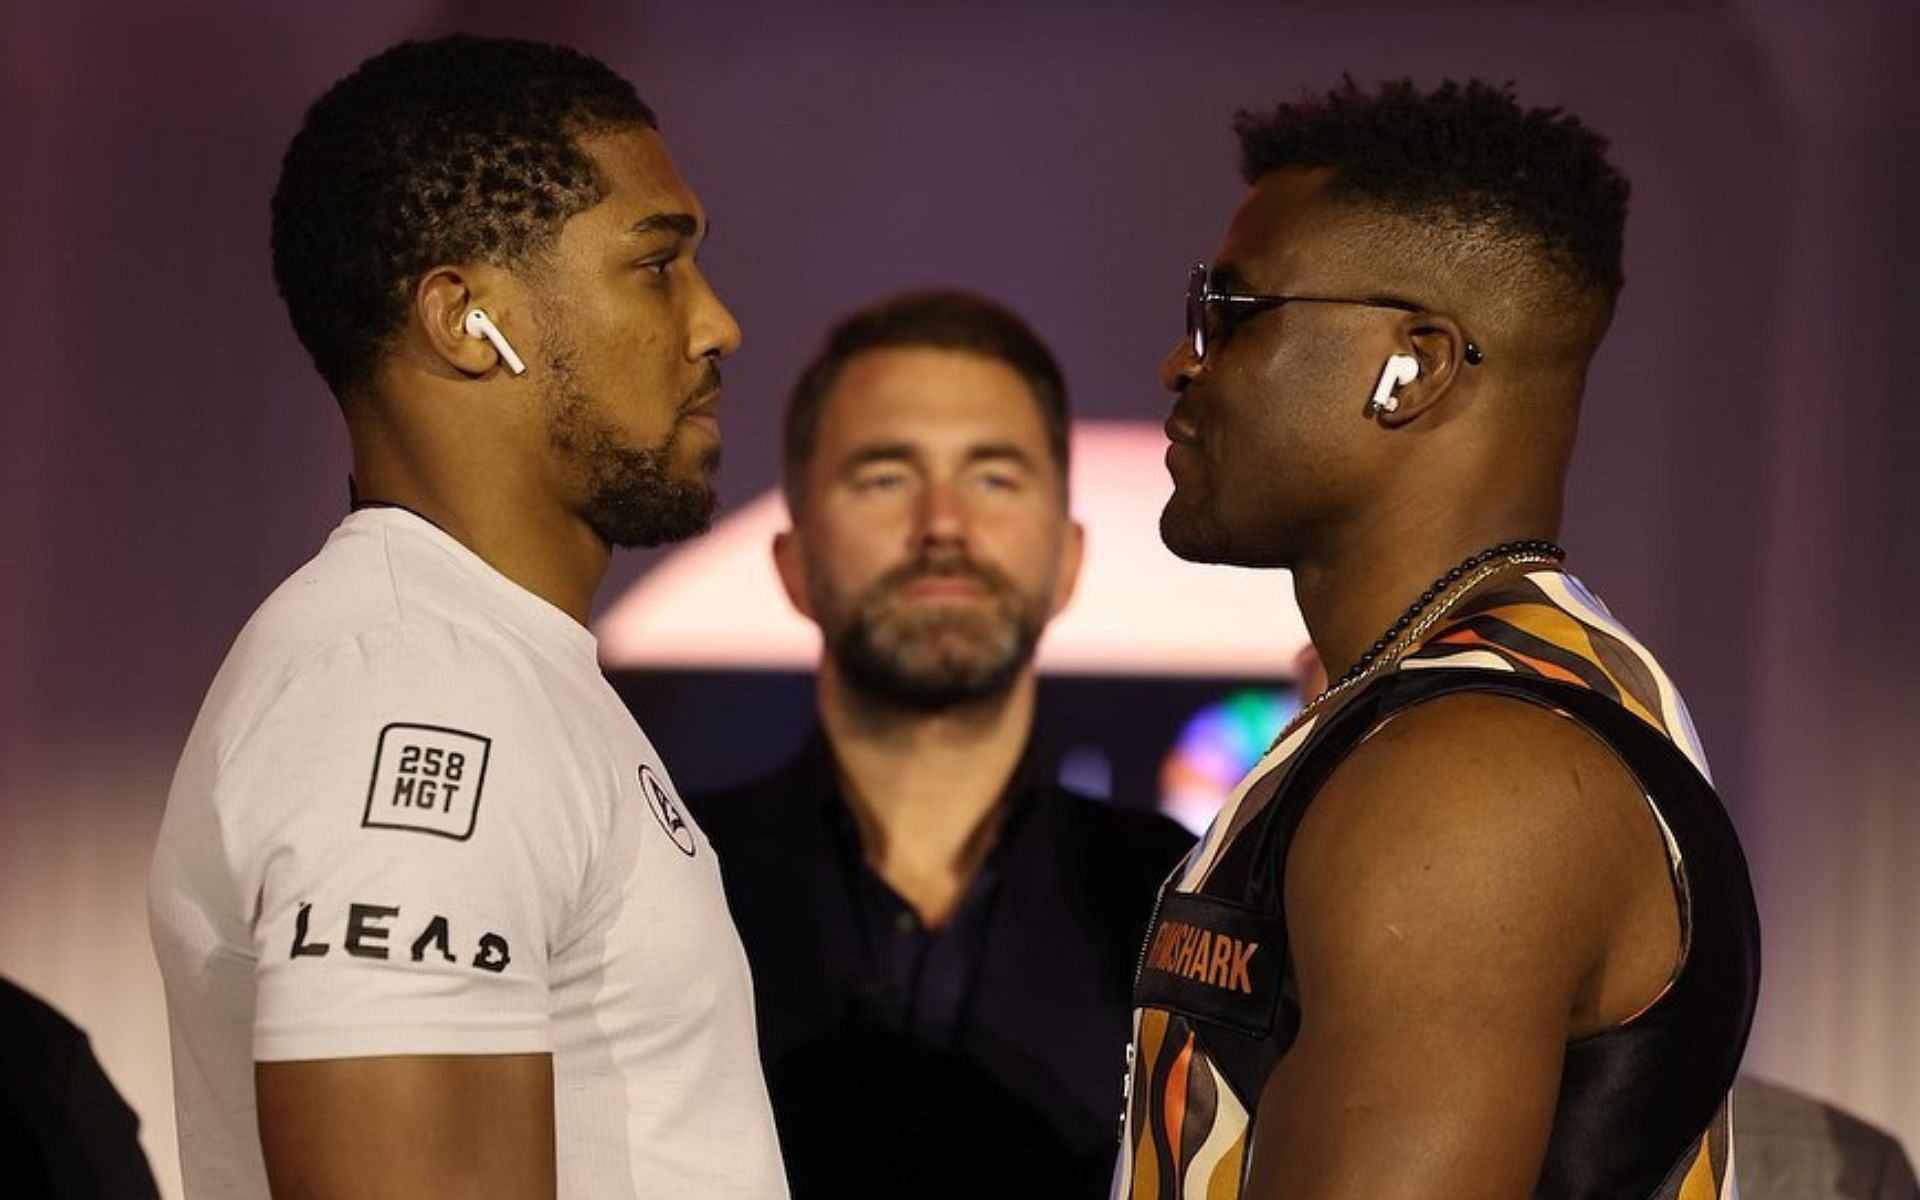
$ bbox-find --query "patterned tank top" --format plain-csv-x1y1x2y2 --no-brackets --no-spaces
1113,570,1760,1200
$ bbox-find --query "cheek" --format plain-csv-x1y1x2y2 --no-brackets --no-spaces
1200,407,1307,533
973,517,1066,591
632,323,673,367
626,325,677,382
1207,406,1275,488
808,521,908,596
583,301,679,399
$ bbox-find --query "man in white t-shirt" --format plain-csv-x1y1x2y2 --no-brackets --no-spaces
148,35,786,1200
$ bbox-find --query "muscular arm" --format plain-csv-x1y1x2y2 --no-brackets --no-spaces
1242,694,1680,1199
257,1054,555,1200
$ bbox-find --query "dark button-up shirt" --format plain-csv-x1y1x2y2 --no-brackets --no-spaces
839,813,1000,1050
691,733,1194,1200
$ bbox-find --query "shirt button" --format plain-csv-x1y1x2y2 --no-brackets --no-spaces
894,910,916,933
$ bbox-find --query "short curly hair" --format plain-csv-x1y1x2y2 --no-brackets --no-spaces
784,289,1070,515
1235,78,1629,305
271,35,657,399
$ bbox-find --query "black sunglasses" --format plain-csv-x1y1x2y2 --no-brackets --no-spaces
1185,262,1482,366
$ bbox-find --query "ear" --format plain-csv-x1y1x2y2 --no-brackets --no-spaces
1372,313,1473,427
771,528,815,620
415,266,513,379
1047,518,1087,619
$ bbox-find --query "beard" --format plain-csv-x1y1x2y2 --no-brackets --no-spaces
814,551,1051,712
539,331,718,550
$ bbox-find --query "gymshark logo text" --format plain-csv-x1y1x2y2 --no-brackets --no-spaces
1143,919,1258,994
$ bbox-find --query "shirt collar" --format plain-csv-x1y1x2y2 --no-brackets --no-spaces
797,727,1047,869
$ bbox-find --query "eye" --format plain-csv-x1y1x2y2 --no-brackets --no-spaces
853,467,911,493
1209,299,1252,343
635,253,677,279
971,470,1022,493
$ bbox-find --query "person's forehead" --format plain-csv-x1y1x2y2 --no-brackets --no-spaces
1215,166,1353,284
818,347,1052,454
575,126,704,229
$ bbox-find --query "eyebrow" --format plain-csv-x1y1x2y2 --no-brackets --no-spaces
626,212,701,240
840,442,1040,472
1208,263,1255,293
962,443,1040,470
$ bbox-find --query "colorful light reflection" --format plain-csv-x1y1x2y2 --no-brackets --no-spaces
1158,688,1298,835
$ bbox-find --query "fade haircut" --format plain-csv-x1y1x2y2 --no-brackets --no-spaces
783,290,1071,514
271,35,657,399
1235,78,1630,320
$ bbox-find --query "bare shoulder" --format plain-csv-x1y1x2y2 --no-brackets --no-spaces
1243,691,1682,1196
1285,690,1664,1024
1325,689,1643,815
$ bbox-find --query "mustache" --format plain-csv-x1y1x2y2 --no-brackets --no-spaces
873,553,1014,596
682,363,723,411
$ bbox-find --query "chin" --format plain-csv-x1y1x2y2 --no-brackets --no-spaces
673,445,720,485
1159,497,1224,564
668,466,715,499
587,478,717,550
1159,501,1283,569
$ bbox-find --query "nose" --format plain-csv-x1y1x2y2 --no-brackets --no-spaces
687,266,743,362
915,478,967,550
1158,338,1198,395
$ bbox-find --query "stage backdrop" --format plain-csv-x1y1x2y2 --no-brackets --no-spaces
2,1,1916,1194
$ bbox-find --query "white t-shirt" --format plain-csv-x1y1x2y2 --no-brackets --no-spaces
149,507,787,1199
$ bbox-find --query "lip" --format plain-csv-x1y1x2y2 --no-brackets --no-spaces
898,575,988,602
1164,442,1198,482
1163,412,1200,446
680,393,721,433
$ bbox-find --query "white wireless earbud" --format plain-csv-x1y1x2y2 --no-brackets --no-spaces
463,308,526,376
1368,354,1419,415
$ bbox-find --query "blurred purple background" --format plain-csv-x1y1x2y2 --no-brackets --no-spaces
3,1,1916,1192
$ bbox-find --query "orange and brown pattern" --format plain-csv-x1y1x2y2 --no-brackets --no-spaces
1396,572,1710,776
1114,569,1735,1200
1123,1008,1247,1200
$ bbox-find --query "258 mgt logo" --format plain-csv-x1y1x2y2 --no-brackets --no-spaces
362,723,491,841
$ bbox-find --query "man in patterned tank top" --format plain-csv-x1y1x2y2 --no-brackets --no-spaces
1115,79,1760,1199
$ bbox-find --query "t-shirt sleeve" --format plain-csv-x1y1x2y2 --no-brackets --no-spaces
227,621,601,1062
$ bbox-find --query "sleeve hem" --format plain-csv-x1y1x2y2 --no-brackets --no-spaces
254,1024,551,1062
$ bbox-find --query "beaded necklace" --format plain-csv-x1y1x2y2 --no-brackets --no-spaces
1276,539,1566,745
